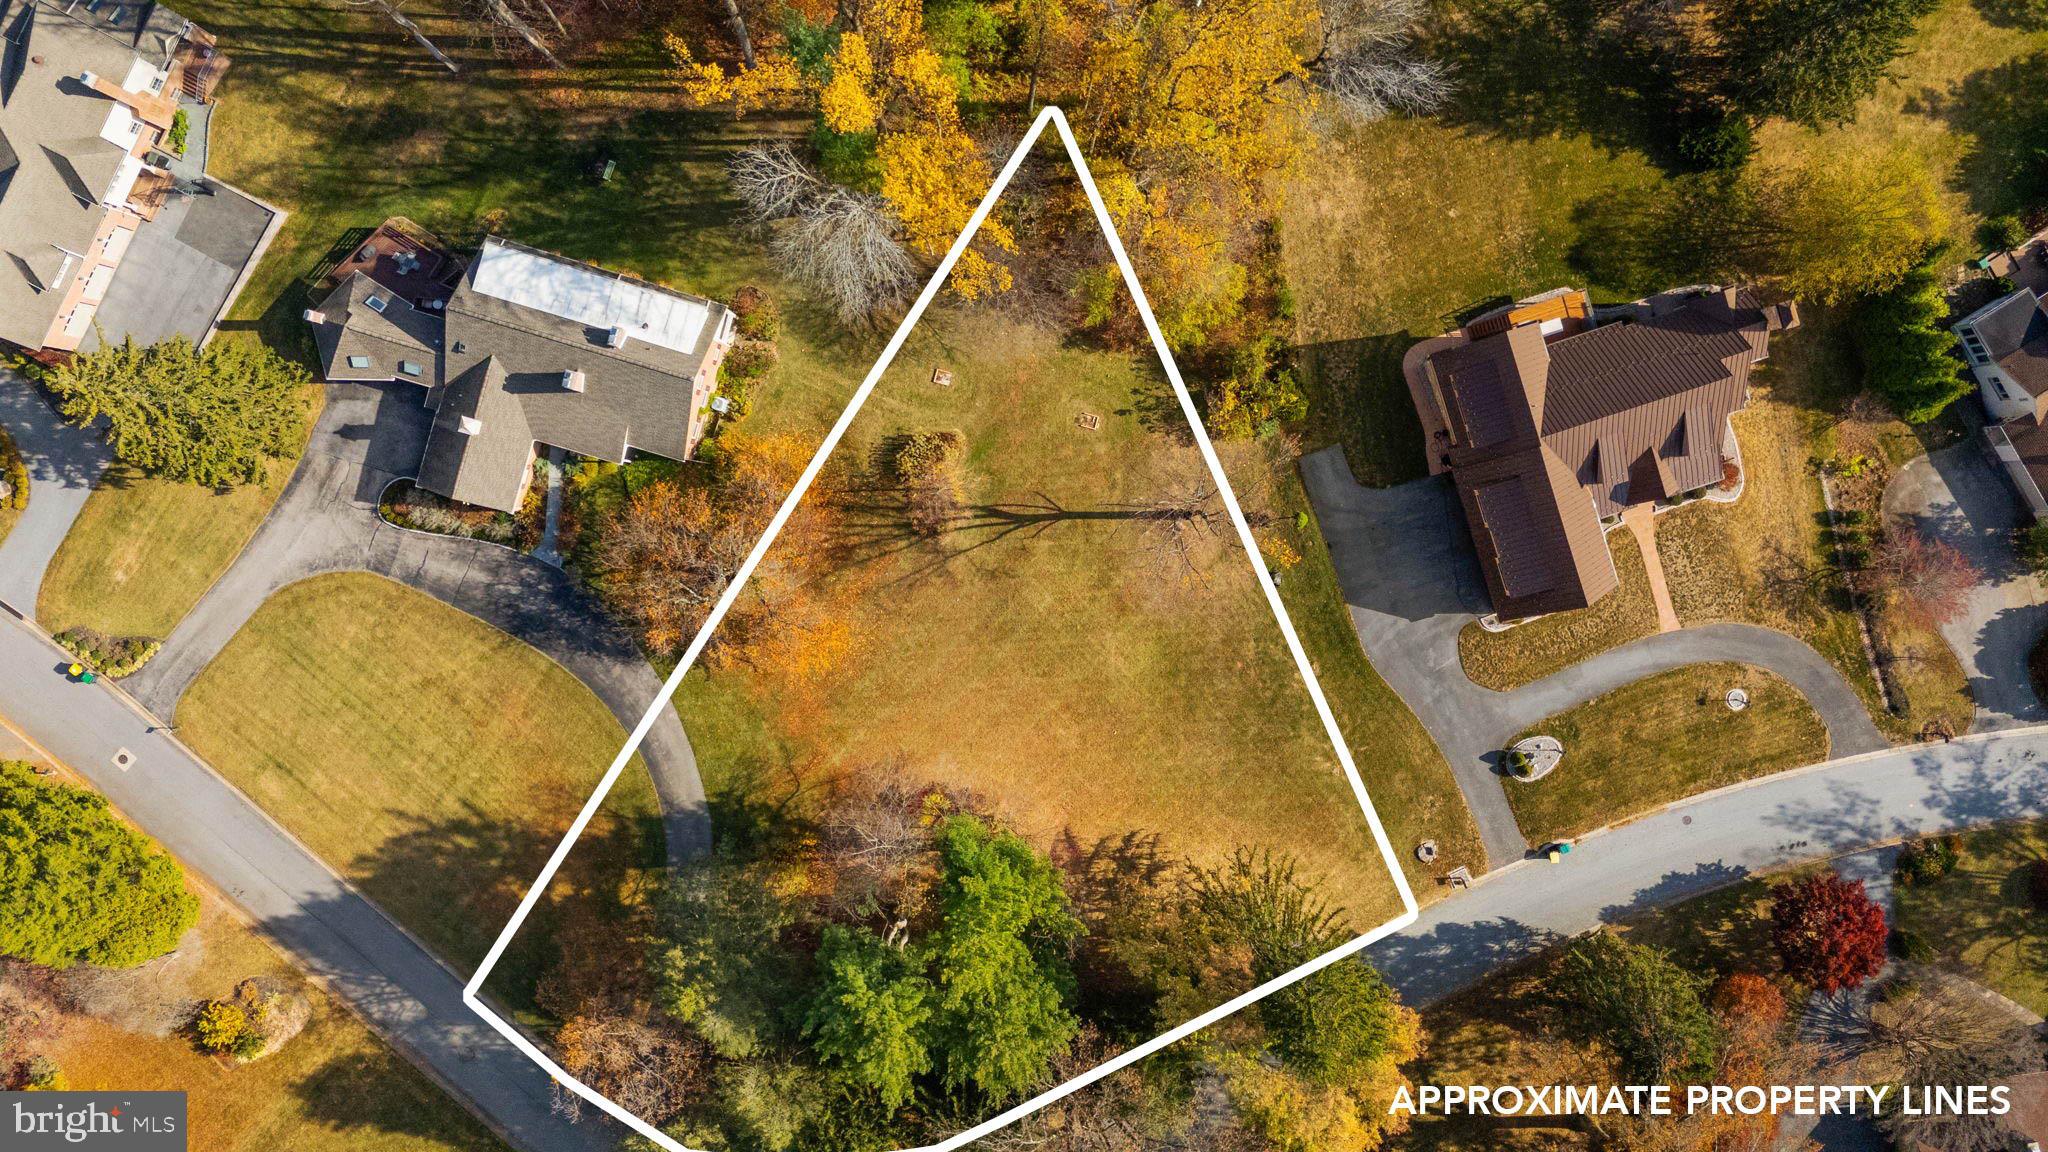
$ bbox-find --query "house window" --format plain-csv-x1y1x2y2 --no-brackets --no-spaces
399,360,423,377
347,355,371,370
1992,376,2012,401
366,295,389,314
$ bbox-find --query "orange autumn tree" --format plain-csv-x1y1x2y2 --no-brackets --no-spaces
595,433,862,693
669,0,1014,301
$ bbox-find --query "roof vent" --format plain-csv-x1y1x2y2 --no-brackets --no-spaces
302,309,325,324
606,325,628,348
562,369,586,393
365,295,389,314
79,70,99,87
457,416,483,436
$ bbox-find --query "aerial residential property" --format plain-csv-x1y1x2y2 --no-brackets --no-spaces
1954,279,2048,518
305,231,737,512
1415,287,1798,621
0,0,269,358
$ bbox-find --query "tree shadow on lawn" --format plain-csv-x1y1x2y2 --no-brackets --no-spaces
288,1043,510,1150
1292,332,1428,488
1426,0,1691,169
352,800,663,1017
1940,52,2048,219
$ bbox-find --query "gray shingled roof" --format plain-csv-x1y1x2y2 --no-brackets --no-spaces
0,0,184,347
308,272,441,382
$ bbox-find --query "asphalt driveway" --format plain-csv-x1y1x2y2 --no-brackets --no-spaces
1300,446,1885,871
121,380,711,865
0,370,109,613
1885,444,2048,730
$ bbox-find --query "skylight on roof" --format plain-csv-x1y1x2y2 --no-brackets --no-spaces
366,295,389,314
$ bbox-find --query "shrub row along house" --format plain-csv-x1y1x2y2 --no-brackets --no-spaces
0,0,261,358
1416,287,1798,622
305,234,737,513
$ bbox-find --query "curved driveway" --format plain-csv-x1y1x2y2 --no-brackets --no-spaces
1370,724,2048,1004
1300,446,1886,870
119,380,709,865
0,368,111,613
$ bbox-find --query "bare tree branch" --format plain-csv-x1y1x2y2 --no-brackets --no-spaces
345,0,460,71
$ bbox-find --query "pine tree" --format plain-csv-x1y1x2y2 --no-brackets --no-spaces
1855,256,1971,423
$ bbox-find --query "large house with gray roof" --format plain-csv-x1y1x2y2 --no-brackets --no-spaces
306,235,737,513
1,0,238,354
1419,286,1797,621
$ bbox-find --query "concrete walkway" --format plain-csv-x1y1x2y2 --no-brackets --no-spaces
1884,443,2048,730
121,381,710,865
1300,446,1886,870
0,370,110,614
1622,503,1681,633
0,619,617,1152
1369,724,2048,1004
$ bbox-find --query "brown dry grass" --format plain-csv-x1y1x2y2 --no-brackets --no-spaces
1456,533,1660,690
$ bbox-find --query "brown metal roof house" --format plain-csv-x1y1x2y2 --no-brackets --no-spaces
0,0,234,354
305,235,736,513
1422,287,1798,621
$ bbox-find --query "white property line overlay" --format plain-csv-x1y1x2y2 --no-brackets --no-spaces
465,104,1422,1152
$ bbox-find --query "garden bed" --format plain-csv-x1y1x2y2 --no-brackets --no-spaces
379,475,542,550
53,628,160,679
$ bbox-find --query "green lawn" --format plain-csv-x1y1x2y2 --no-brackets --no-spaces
1893,820,2048,1015
177,573,659,1013
1456,533,1659,691
38,456,298,638
1505,662,1830,844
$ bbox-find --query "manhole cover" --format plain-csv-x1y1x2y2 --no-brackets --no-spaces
112,748,135,771
1725,688,1750,712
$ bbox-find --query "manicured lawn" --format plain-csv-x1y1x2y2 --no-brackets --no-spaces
1456,533,1658,691
1505,662,1830,844
687,310,1412,926
45,887,506,1152
177,573,659,1012
38,457,297,639
1893,820,2048,1015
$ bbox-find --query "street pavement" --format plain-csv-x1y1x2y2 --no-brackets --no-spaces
1369,726,2048,1004
0,614,620,1151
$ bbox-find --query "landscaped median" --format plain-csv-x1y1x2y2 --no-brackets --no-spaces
1502,662,1829,845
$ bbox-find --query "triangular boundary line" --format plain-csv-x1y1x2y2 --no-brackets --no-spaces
463,104,1422,1152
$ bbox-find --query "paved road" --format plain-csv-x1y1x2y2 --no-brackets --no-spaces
1369,726,2048,1004
1300,446,1887,869
0,369,110,613
0,616,619,1152
1885,444,2048,730
119,381,709,865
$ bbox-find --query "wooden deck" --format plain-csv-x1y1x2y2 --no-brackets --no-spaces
319,218,464,308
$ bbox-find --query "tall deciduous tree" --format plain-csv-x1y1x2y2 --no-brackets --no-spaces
46,337,308,487
1769,873,1887,993
0,762,198,969
1554,933,1720,1084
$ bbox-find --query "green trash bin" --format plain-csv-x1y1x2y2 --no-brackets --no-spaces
79,670,95,685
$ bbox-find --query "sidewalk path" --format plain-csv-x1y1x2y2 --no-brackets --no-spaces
0,370,109,613
1301,446,1887,870
1622,503,1680,633
0,617,618,1152
1368,726,2048,1003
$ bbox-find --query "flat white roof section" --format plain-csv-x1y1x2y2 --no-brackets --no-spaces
102,153,144,207
98,101,140,150
120,58,163,95
470,237,711,355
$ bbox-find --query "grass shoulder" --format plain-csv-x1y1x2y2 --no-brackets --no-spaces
1504,662,1829,845
1456,533,1659,691
175,572,658,1016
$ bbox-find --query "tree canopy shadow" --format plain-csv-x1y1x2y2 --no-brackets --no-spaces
1943,51,2048,219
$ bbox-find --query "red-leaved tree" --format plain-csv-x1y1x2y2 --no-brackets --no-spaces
1770,874,1888,993
1867,529,1979,626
